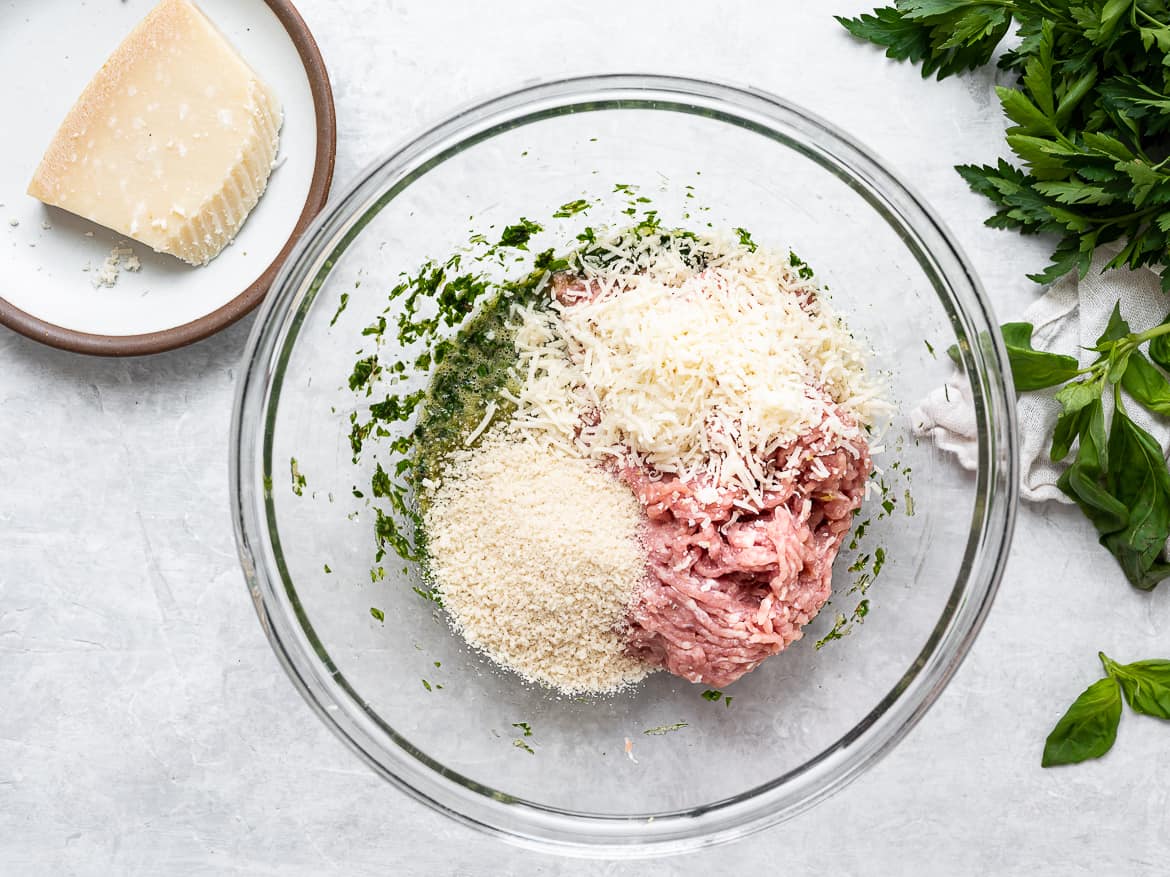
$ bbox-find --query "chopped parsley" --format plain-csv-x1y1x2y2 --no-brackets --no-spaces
369,607,385,622
329,292,350,327
290,458,306,496
643,722,688,735
553,199,590,218
511,722,533,737
735,227,757,252
788,250,814,280
497,218,542,250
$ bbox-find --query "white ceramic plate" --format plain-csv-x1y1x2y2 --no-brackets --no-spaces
0,0,335,355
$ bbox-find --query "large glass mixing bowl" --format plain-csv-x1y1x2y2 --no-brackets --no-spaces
231,75,1017,856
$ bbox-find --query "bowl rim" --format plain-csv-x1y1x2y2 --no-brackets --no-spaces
230,73,1018,858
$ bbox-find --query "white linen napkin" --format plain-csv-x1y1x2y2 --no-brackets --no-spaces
912,245,1170,504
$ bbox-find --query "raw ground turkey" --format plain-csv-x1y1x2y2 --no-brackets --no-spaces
621,407,872,686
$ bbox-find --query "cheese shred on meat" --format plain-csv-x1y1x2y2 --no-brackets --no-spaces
508,233,887,504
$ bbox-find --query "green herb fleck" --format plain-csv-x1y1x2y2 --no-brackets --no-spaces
323,564,332,574
511,722,533,737
329,292,350,327
553,199,590,218
348,356,379,392
735,227,757,252
513,738,535,755
370,607,385,622
412,585,443,606
290,458,306,496
497,218,542,250
643,722,688,736
788,251,814,280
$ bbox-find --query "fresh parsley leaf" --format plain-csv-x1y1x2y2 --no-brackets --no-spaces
1042,675,1123,767
837,2,1008,80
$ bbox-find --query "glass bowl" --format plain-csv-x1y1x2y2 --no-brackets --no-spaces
231,75,1017,857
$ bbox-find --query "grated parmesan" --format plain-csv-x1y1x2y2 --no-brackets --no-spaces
508,231,887,503
424,431,652,695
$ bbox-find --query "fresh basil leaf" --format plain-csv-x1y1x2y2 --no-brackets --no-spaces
1051,403,1090,462
1009,349,1080,390
1041,676,1122,767
1106,348,1132,384
1103,406,1170,589
1057,378,1101,413
1148,311,1170,371
1121,351,1170,416
1096,302,1132,347
998,322,1081,390
1051,378,1101,462
1057,399,1128,534
1000,321,1036,348
1108,658,1170,719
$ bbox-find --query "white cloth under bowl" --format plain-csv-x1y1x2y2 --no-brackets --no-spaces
912,245,1170,505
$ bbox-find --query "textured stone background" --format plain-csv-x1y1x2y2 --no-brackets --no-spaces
2,1,1168,874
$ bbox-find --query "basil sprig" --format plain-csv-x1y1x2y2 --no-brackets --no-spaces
992,308,1170,590
1043,652,1170,766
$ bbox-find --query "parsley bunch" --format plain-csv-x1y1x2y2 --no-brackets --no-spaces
838,0,1170,288
841,1,1170,589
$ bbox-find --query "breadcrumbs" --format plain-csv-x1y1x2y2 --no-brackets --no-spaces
424,431,652,695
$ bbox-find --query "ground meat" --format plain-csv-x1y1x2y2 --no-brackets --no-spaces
549,271,601,305
620,411,872,686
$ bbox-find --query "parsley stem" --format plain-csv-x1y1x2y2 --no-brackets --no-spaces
1135,5,1169,29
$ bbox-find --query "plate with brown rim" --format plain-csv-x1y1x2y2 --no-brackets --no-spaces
0,0,335,356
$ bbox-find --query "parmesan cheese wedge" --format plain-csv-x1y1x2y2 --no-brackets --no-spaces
27,0,282,266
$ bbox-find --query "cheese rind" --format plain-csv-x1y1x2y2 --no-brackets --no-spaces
27,0,282,266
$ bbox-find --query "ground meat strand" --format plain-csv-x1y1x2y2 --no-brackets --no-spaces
621,411,872,686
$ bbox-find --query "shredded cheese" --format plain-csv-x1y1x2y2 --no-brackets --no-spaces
509,231,887,501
